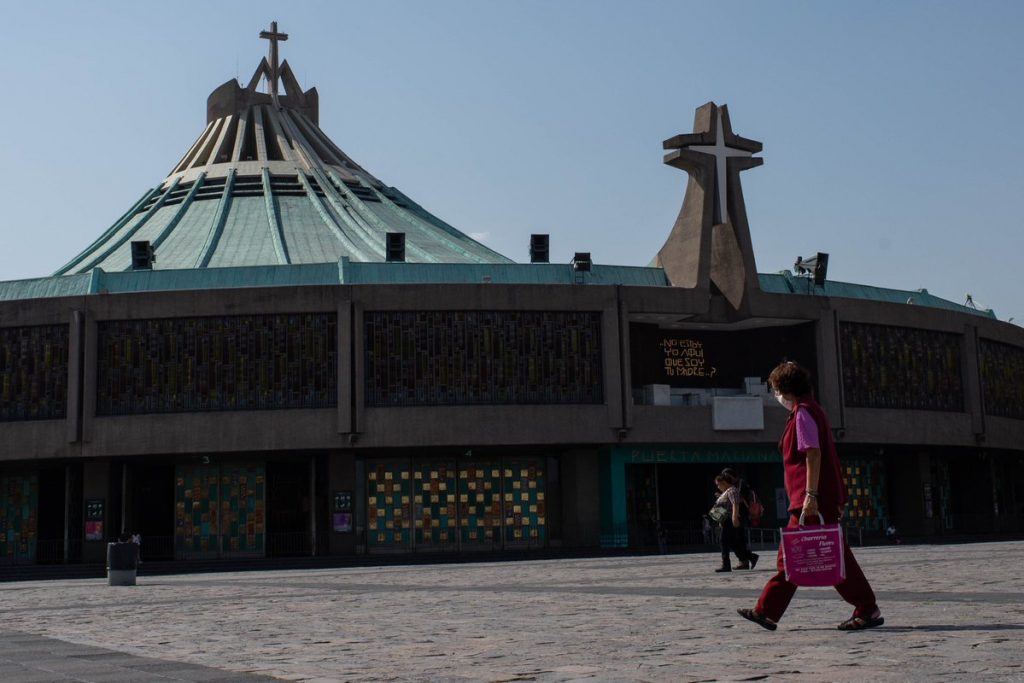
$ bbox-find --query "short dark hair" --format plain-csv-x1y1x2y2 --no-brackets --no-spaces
768,361,813,397
716,472,735,486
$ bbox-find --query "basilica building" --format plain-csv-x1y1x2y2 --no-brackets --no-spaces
2,24,1021,568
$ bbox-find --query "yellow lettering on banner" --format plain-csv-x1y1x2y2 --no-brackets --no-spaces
661,337,717,379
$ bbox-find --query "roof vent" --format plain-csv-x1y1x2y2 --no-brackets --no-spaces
530,234,550,263
131,241,155,270
386,233,406,262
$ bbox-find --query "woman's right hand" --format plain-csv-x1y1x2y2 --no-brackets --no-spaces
802,495,819,520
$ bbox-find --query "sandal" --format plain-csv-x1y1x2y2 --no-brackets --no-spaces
837,614,885,631
737,607,777,631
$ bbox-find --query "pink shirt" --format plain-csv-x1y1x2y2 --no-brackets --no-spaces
795,406,820,452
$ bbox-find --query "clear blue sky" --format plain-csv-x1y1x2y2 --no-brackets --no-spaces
2,1,1022,321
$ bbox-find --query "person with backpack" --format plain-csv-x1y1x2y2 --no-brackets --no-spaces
721,467,764,527
712,472,759,572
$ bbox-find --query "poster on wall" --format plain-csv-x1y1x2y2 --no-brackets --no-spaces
333,491,353,513
85,498,104,539
85,498,104,521
332,513,353,533
332,491,353,532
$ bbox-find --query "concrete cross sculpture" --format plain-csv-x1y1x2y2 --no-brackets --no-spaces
656,103,763,312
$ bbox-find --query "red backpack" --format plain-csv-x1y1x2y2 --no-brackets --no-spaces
745,490,764,527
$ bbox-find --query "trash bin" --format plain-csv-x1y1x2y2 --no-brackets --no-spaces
107,541,139,586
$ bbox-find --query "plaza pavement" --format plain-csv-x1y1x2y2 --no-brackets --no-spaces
1,541,1023,682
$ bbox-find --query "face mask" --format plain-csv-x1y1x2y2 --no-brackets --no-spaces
775,393,794,410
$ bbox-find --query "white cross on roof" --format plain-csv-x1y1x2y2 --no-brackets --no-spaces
687,115,754,225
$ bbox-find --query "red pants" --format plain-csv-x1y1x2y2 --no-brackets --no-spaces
755,514,878,623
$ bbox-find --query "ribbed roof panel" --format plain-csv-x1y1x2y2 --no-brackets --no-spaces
154,199,221,269
277,195,348,264
206,196,278,267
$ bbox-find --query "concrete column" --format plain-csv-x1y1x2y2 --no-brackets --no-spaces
327,451,356,555
81,310,98,446
917,451,936,537
560,450,600,548
353,302,365,436
66,310,84,444
602,293,624,431
618,294,634,431
814,311,843,427
310,455,317,556
337,299,353,434
82,460,110,563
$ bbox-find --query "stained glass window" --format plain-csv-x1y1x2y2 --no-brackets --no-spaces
174,464,265,558
841,460,888,532
97,313,337,415
839,322,963,411
0,475,38,562
0,325,69,422
364,311,603,406
366,457,545,551
979,339,1024,420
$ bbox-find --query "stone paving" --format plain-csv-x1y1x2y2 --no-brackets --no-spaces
1,541,1023,682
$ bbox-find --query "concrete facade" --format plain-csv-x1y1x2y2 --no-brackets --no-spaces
1,278,1022,565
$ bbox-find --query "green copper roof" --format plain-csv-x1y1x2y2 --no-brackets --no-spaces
758,272,996,319
53,50,513,276
1,262,668,299
337,260,669,286
0,266,996,322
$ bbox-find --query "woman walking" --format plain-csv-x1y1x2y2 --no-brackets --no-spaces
738,361,884,631
712,473,758,572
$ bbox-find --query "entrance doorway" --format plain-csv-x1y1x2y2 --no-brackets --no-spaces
266,460,312,557
130,464,175,560
626,462,777,548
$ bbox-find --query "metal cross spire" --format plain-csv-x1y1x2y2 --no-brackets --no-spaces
259,21,289,108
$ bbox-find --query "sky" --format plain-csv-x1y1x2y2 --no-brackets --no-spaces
2,1,1022,321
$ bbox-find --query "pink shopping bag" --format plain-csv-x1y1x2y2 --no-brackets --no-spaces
781,513,846,587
